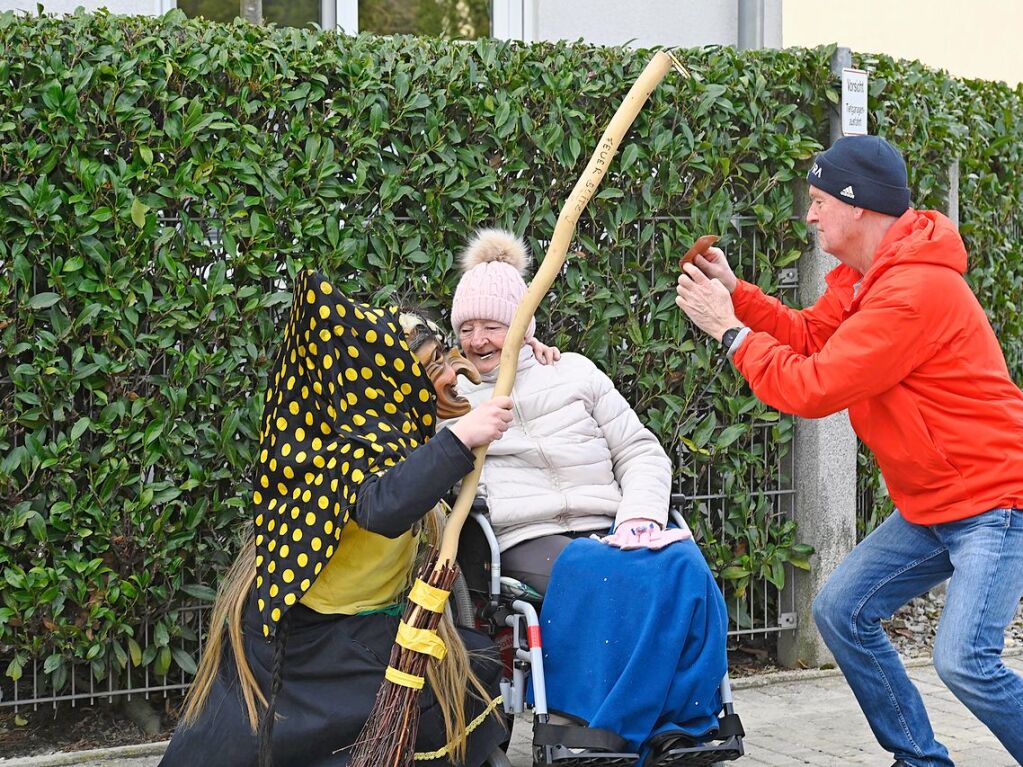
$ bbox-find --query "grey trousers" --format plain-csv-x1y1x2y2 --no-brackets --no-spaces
501,531,596,595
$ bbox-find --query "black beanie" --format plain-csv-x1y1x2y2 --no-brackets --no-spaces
807,135,911,217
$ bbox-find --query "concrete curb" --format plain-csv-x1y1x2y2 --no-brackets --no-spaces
729,646,1022,690
0,741,169,766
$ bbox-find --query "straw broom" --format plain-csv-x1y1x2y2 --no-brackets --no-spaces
348,49,691,767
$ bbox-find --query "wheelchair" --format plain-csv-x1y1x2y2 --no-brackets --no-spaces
451,497,745,767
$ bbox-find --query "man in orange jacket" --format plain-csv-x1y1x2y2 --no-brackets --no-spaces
675,134,1023,767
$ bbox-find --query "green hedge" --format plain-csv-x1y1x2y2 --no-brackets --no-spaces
1,10,1020,692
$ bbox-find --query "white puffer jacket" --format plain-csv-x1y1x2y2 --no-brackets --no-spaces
440,347,672,551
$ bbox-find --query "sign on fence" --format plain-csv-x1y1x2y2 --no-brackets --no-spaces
841,67,869,136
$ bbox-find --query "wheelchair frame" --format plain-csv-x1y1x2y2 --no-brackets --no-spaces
455,502,745,767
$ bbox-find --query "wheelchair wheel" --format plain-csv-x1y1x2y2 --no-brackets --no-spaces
451,571,475,629
450,570,516,759
500,712,515,752
483,748,513,767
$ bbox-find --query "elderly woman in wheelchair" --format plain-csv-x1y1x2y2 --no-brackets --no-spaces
440,230,745,767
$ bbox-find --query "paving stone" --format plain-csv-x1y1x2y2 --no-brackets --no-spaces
2,655,1019,767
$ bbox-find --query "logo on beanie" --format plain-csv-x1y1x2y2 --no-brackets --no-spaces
810,163,822,178
840,185,855,200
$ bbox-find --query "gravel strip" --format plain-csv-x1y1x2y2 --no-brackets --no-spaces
884,586,1023,659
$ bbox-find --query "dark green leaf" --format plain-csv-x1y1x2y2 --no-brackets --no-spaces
29,292,61,309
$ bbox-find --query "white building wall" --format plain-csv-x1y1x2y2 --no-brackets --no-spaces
784,0,1023,86
0,0,168,14
5,0,786,52
523,0,782,49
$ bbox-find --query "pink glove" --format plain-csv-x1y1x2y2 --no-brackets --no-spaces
601,518,692,550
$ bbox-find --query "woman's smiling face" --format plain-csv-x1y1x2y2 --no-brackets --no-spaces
457,320,509,375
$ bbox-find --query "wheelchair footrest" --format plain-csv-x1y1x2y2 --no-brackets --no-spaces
642,735,744,767
537,746,638,766
533,722,639,766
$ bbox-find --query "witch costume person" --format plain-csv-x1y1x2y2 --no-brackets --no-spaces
160,270,510,767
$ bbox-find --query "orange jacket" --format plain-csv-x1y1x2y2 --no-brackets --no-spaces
732,209,1023,524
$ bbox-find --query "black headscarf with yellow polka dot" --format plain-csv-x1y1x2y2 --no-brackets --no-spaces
252,270,438,640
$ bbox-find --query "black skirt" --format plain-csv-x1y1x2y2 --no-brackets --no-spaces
161,594,505,767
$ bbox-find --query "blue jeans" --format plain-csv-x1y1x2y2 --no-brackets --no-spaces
812,508,1023,767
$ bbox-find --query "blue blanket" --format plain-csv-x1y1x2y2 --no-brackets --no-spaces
533,537,728,756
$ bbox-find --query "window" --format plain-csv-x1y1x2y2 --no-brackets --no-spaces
357,0,491,39
264,0,321,27
176,0,236,24
174,0,533,40
176,0,323,28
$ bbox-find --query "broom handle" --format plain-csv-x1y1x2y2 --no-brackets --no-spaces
437,50,681,568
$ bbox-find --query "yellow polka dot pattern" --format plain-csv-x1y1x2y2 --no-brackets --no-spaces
253,270,437,640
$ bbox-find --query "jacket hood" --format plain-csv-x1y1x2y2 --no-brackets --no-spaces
859,209,967,293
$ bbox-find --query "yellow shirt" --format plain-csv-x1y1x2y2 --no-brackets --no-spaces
300,519,420,615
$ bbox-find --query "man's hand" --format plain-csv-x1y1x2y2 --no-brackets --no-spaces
675,263,741,341
449,396,513,448
690,246,737,293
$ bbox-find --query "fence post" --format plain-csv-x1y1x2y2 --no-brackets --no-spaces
240,0,262,25
925,158,961,603
947,159,960,226
777,47,858,669
737,0,766,51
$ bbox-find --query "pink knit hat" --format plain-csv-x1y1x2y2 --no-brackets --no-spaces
450,228,536,339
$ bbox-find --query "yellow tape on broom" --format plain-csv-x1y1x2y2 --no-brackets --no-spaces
408,578,450,613
384,665,425,690
396,620,447,660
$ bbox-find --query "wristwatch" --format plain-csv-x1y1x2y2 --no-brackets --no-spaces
720,326,744,352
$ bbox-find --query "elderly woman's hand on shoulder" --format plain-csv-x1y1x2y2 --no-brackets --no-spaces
527,336,561,365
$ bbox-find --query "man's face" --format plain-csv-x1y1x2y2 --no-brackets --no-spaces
806,186,861,264
457,320,509,375
412,339,480,419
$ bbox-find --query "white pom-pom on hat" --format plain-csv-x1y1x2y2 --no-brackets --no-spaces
451,228,536,340
459,228,531,274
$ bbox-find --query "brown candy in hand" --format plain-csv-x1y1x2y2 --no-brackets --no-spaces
679,234,720,268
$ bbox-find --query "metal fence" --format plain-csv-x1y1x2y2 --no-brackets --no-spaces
687,218,798,639
0,606,208,711
677,432,797,640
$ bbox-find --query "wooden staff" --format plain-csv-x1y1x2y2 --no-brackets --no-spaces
349,49,688,767
441,49,687,567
